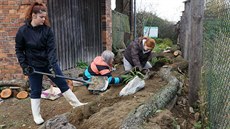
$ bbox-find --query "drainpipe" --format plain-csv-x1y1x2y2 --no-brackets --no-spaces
134,0,136,39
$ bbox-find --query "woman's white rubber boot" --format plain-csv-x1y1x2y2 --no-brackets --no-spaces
62,89,87,108
31,99,44,125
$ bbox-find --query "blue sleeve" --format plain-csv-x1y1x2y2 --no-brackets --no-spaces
108,76,121,84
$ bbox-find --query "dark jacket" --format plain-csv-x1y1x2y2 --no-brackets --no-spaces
15,21,57,68
124,38,153,68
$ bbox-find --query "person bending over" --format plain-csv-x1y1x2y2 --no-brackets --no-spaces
123,37,156,72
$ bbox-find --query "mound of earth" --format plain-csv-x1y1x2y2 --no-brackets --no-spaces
0,54,196,129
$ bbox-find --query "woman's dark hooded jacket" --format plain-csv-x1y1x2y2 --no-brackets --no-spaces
15,20,57,68
124,38,153,69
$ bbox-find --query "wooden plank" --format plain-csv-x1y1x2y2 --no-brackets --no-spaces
188,0,204,106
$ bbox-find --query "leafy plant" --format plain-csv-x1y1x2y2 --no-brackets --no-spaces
158,57,172,64
150,57,158,66
150,57,172,66
194,121,202,129
76,61,88,69
153,38,173,53
121,68,145,84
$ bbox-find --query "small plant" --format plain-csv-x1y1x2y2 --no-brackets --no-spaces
158,57,172,64
153,38,173,53
194,121,202,129
150,57,172,66
121,68,145,84
76,61,88,69
150,57,158,66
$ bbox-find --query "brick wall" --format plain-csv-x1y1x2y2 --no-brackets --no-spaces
0,0,112,81
0,0,46,80
101,0,112,51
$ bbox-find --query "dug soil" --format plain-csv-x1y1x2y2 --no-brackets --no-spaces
0,63,196,129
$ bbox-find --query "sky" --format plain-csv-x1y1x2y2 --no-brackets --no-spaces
112,0,185,23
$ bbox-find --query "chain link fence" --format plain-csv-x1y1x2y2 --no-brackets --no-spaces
203,0,230,128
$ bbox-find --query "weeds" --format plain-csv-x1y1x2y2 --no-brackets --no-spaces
76,61,88,69
120,68,145,84
153,38,173,53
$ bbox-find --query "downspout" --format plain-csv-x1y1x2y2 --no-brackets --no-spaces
134,0,136,39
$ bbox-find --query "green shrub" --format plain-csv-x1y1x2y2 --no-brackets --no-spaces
76,61,88,69
153,38,173,53
154,38,164,44
163,38,173,46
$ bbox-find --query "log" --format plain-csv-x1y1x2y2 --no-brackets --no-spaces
0,79,26,87
120,66,182,129
171,61,188,71
156,52,174,59
0,79,29,91
173,50,182,57
0,88,12,99
16,91,29,99
12,89,19,97
171,55,188,72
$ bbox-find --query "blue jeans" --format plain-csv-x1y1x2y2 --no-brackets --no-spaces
29,63,69,98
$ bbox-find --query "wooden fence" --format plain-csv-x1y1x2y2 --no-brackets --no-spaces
48,0,103,70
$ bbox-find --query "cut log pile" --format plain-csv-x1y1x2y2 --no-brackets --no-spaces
0,87,28,99
0,79,29,100
0,79,74,100
154,45,188,73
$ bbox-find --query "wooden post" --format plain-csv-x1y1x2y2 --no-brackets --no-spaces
184,0,191,60
188,0,204,106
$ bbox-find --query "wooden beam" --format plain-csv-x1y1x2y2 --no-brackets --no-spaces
188,0,204,106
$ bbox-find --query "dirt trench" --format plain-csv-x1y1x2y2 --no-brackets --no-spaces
0,54,196,129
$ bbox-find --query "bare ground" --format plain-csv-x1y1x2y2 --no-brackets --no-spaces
0,62,196,129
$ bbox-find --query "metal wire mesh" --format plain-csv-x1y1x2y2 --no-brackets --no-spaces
203,0,230,128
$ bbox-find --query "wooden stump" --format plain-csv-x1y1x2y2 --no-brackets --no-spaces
0,88,12,99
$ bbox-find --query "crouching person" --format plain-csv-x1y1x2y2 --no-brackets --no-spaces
83,50,123,89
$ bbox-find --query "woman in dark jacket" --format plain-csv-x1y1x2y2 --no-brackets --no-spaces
123,37,155,71
15,2,86,125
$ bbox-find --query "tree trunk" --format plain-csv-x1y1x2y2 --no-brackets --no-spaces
120,66,182,129
188,0,204,106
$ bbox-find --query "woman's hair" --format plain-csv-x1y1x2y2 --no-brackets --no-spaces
139,36,155,48
25,2,50,26
101,50,114,64
145,38,155,48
